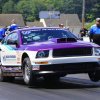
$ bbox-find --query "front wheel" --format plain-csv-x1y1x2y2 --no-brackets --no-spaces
23,57,37,86
88,71,100,82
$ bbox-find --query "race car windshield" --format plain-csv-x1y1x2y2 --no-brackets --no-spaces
20,29,78,44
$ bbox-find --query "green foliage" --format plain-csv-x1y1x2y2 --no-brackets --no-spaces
2,0,15,13
16,0,35,22
34,20,39,22
86,14,95,22
85,20,95,30
30,0,47,21
85,0,100,22
0,0,100,22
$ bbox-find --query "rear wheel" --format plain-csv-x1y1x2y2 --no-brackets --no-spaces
23,57,37,86
88,71,100,82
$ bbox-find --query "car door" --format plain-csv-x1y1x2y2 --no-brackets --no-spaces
1,32,19,66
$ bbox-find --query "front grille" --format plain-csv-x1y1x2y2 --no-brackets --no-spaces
53,47,92,57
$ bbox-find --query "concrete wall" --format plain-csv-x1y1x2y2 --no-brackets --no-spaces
0,26,4,28
67,26,81,37
40,19,46,27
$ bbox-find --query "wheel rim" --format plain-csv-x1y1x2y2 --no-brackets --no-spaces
24,64,30,82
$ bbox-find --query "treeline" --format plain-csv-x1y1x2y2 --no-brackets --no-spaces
0,0,100,22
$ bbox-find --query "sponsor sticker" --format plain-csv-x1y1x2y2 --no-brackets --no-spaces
33,65,39,70
17,53,21,57
17,62,21,64
21,31,31,35
3,55,16,61
17,57,20,61
18,67,21,69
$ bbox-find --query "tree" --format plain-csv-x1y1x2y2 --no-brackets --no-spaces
1,0,100,22
85,0,100,22
16,0,34,22
30,0,47,21
2,0,15,14
0,0,2,13
0,0,9,13
85,20,95,30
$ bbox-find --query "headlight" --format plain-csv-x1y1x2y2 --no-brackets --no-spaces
94,47,100,56
36,50,49,58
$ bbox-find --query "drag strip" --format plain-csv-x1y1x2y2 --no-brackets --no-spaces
0,74,100,100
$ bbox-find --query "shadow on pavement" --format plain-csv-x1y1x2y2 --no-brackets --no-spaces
29,77,100,89
6,77,100,89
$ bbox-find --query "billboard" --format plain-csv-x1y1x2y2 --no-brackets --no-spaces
39,11,60,19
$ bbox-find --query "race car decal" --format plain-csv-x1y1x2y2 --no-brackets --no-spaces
17,62,21,64
2,44,15,51
3,55,16,61
32,65,39,70
3,73,23,77
17,53,21,57
1,66,22,73
17,57,20,61
16,51,21,64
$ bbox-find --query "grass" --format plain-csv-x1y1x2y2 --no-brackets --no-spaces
84,20,95,30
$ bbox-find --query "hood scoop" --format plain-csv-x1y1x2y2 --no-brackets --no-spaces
49,38,77,43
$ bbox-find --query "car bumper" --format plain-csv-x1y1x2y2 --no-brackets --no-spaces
32,56,100,65
32,62,100,76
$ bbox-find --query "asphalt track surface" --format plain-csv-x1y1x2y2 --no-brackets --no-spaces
0,74,100,100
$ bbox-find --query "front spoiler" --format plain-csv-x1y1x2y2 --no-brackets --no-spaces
33,67,100,75
32,62,100,76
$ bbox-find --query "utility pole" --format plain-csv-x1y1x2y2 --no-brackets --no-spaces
82,0,85,27
49,9,54,27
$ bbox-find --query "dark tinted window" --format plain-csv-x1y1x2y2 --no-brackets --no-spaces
6,32,18,44
11,33,18,41
1,37,5,44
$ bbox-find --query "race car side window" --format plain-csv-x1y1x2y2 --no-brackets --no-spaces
6,33,13,44
11,32,18,41
6,32,18,45
1,37,5,44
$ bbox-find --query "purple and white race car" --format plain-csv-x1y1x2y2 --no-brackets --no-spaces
0,27,100,86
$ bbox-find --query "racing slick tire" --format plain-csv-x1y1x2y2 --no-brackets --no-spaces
23,57,37,86
88,71,100,82
43,76,60,81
